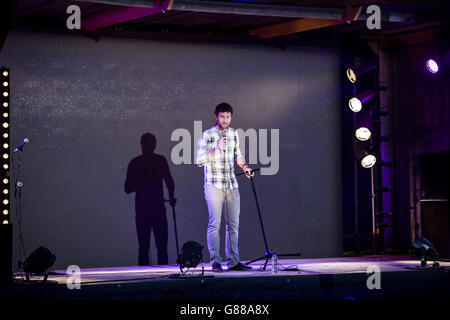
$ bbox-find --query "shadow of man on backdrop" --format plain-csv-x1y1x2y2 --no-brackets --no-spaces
124,133,176,266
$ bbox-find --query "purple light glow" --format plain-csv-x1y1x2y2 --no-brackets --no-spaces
426,59,439,73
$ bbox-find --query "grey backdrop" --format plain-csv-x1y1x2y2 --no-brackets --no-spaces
1,30,342,269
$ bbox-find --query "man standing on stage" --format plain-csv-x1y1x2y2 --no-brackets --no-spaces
196,103,254,272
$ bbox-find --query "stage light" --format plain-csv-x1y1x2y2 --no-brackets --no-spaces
2,92,8,97
3,189,8,194
3,164,7,169
3,199,8,205
2,102,7,107
3,113,8,118
346,68,357,83
355,113,372,141
3,133,7,138
23,246,56,281
361,154,377,168
2,82,8,87
3,123,8,128
2,220,8,224
179,241,204,270
3,144,8,149
411,236,439,267
426,59,439,74
2,154,8,159
3,178,8,184
346,62,377,83
349,97,362,112
355,127,371,141
354,142,377,168
3,209,7,215
2,71,7,77
348,90,376,113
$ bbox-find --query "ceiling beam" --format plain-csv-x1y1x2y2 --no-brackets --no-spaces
172,0,343,19
75,0,415,22
248,6,363,39
74,0,157,8
249,18,340,39
81,0,174,31
76,0,343,19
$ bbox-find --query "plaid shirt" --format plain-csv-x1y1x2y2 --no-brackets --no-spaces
196,125,244,190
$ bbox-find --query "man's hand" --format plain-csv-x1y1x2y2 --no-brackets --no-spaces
243,165,254,179
217,137,227,150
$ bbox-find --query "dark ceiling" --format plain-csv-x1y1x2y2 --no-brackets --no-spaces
10,0,450,47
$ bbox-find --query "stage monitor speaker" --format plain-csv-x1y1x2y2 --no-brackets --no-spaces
421,202,450,259
0,223,13,285
23,246,56,281
420,152,450,259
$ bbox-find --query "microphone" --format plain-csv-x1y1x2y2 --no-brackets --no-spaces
13,138,29,153
221,129,227,152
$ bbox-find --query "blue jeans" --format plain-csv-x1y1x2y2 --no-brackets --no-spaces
204,185,240,267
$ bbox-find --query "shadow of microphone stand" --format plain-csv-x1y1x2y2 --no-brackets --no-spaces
236,167,302,270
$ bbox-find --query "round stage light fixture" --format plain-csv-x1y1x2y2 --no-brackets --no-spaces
349,90,376,113
3,189,8,194
3,220,8,224
426,59,439,74
2,71,8,77
2,102,7,107
3,133,7,138
3,154,8,159
355,127,372,141
355,113,372,141
3,178,8,184
361,154,377,168
3,164,8,170
349,97,362,112
3,113,8,118
179,240,204,270
346,68,357,83
411,236,439,267
3,209,8,215
23,246,56,281
3,123,8,128
346,61,377,83
354,142,377,169
3,144,8,149
2,82,8,87
3,199,8,205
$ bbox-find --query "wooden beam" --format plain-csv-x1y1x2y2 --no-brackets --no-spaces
249,18,339,39
82,0,174,31
248,6,363,39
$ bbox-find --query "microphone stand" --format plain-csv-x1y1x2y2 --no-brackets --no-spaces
237,168,301,270
165,199,181,272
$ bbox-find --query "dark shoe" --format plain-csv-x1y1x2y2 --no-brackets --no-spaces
228,262,253,271
211,262,223,273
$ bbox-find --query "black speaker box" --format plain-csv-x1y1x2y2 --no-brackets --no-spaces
0,223,13,285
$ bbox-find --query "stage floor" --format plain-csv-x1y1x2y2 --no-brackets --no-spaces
2,255,450,300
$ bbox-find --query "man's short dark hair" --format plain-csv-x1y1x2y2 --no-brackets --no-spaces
215,102,233,116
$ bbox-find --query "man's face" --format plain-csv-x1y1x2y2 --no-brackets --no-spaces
216,112,232,130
